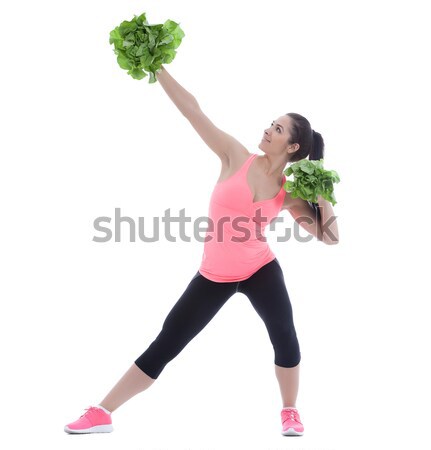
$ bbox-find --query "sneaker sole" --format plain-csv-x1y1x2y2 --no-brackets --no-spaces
64,424,113,434
281,427,303,436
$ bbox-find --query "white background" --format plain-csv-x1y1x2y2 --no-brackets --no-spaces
1,0,430,449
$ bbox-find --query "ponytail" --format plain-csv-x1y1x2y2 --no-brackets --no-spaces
309,130,324,161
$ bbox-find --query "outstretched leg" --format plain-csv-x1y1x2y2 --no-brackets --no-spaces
99,271,237,412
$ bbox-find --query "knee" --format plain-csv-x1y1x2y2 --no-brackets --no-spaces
275,352,301,368
272,328,301,368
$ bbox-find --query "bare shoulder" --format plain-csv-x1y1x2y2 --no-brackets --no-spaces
218,146,251,182
227,146,252,167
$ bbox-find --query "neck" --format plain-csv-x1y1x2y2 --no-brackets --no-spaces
260,154,289,180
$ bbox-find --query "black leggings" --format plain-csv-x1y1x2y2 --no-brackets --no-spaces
134,258,301,379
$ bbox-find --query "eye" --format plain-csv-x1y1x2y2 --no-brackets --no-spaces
271,122,282,133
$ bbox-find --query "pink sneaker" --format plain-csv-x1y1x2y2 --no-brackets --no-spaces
64,406,113,434
281,407,304,436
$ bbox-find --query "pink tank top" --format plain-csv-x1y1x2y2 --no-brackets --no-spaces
199,153,286,282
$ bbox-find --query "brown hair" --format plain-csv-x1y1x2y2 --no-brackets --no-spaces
286,113,325,163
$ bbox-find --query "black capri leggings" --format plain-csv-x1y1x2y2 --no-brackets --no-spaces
134,258,301,379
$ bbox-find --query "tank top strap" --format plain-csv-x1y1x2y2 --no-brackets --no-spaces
240,153,258,174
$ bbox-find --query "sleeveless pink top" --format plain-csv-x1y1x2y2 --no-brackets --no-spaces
199,153,286,282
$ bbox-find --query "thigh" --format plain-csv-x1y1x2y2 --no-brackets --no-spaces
238,259,296,331
159,271,238,341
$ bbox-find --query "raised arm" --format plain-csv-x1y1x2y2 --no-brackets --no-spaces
156,66,248,164
155,65,199,116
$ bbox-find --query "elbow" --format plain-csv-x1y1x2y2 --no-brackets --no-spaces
325,239,339,245
183,97,201,118
319,230,339,245
320,222,339,245
323,235,339,245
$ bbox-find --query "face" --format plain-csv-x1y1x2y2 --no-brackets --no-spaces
258,115,299,158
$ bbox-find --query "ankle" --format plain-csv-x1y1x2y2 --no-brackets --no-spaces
97,404,112,415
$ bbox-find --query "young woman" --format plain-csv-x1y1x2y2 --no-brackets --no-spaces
64,65,339,437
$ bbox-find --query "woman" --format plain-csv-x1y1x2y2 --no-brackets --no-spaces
64,65,339,437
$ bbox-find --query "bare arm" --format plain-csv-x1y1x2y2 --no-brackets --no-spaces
283,195,339,245
155,65,199,116
316,195,339,244
155,66,248,163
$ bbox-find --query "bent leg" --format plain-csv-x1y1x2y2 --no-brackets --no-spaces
238,259,301,406
239,259,301,367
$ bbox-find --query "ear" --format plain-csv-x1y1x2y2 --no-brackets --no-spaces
288,143,300,154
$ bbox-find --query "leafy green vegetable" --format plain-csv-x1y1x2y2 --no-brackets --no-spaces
283,159,340,206
109,12,185,82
